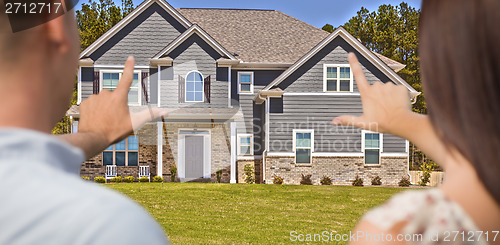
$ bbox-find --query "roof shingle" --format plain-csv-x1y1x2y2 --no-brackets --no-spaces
177,8,329,63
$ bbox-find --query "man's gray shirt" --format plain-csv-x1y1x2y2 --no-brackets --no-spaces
0,129,169,244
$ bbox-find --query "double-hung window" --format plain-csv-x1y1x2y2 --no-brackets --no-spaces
186,71,204,102
293,130,314,164
238,72,254,93
101,71,141,104
238,134,253,155
363,131,382,165
324,65,353,92
103,136,139,166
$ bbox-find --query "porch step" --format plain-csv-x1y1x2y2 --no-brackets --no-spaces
180,178,212,183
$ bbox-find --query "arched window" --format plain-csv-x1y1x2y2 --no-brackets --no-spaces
186,71,204,102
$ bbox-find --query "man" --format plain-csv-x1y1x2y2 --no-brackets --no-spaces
0,1,169,244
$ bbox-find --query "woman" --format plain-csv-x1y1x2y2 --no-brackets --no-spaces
333,0,500,244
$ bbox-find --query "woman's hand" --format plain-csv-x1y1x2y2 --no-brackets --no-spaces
332,53,412,134
333,53,449,167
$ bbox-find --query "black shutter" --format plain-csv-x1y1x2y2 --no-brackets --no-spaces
93,71,100,94
141,72,149,104
178,75,185,103
204,75,211,103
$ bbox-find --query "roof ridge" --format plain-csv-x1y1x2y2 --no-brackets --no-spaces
178,8,275,11
272,10,328,34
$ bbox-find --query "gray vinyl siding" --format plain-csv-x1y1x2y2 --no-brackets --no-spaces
89,2,187,66
237,86,265,155
383,134,406,153
158,34,227,108
149,67,158,104
80,67,94,101
231,70,283,155
269,36,407,153
277,36,395,92
269,94,363,152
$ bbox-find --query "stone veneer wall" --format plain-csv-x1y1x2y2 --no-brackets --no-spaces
161,122,232,183
237,159,263,184
265,156,407,185
80,123,158,180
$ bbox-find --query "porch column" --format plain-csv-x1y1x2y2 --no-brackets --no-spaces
230,121,237,183
157,121,163,177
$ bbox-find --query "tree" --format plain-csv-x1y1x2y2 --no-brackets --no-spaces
322,24,334,33
76,0,135,51
322,3,433,170
52,0,135,134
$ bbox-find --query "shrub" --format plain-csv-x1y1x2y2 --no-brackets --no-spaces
243,164,255,184
139,177,150,183
352,175,364,186
94,176,105,183
320,176,332,185
110,176,122,183
153,176,163,183
399,176,411,187
371,176,382,186
124,176,135,183
418,161,436,186
81,176,90,181
273,176,284,185
300,174,313,185
216,169,223,183
170,164,177,182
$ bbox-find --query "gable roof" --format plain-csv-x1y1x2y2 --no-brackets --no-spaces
177,8,329,64
78,0,405,70
260,27,419,96
79,0,192,59
152,24,238,61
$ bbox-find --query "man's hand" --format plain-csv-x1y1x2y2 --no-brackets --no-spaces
79,56,135,146
59,56,167,159
332,53,412,134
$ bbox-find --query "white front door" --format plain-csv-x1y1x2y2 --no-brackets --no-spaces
178,129,211,179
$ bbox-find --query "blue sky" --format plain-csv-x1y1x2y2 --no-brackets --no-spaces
74,0,422,28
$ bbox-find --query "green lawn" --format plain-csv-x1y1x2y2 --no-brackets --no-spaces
108,183,404,244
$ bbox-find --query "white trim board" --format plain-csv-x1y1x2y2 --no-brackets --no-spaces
99,69,143,106
258,27,419,97
284,92,360,96
237,71,254,94
77,67,82,104
237,155,263,160
265,152,405,157
80,0,191,59
177,128,212,179
237,134,254,156
322,64,353,93
362,130,383,165
93,65,151,69
153,24,238,61
267,152,364,157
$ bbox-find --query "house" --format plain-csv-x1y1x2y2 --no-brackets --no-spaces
68,0,420,185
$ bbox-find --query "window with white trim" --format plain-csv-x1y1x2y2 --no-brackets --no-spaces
102,71,141,104
238,134,253,155
363,131,381,165
103,136,139,166
186,71,204,102
323,65,353,92
293,130,314,164
238,72,254,93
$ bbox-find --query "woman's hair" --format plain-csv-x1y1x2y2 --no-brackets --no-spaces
420,0,500,203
